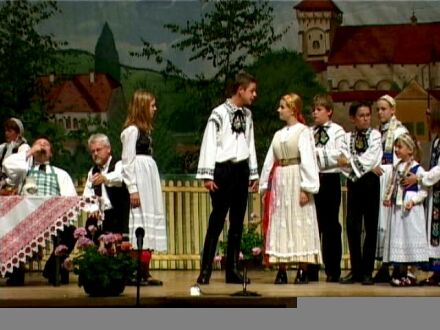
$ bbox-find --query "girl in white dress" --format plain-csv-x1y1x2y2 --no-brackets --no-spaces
382,134,429,286
260,93,322,284
121,90,167,285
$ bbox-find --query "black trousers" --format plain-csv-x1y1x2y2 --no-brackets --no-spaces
346,172,380,277
200,160,250,271
314,173,342,278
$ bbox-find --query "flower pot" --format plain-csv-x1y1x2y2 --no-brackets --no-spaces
82,277,126,297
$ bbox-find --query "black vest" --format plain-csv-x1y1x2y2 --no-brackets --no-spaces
101,157,130,234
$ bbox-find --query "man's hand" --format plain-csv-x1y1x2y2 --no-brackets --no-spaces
91,173,106,186
372,166,384,177
203,179,218,192
249,180,258,192
337,154,349,168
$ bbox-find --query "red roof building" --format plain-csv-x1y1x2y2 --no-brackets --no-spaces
294,0,440,136
39,72,124,131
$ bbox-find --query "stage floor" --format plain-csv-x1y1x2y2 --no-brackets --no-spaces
1,270,440,307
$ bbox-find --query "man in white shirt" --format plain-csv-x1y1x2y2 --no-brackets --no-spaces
3,137,77,286
196,72,259,285
82,133,130,236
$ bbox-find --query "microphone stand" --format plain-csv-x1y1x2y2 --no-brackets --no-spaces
135,227,145,307
231,261,260,297
136,246,142,307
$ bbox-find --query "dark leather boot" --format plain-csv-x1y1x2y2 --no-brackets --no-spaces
225,234,250,284
196,236,218,285
274,268,288,284
6,266,25,286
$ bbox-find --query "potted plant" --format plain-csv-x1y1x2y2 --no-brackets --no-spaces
216,214,264,269
62,227,136,297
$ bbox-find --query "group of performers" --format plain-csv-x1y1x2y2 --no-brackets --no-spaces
1,71,440,288
195,72,440,288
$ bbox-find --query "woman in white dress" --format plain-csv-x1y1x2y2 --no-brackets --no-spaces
260,93,322,284
382,134,429,286
121,90,167,285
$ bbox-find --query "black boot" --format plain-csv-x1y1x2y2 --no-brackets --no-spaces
197,236,218,285
6,266,25,286
274,268,288,284
225,234,250,284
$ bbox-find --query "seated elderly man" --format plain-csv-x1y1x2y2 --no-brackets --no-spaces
3,136,77,286
82,133,130,237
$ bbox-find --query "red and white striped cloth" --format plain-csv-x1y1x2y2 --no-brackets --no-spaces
0,196,97,277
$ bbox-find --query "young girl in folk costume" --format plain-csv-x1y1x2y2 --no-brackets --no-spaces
372,95,408,283
121,90,167,285
382,134,429,286
259,93,322,284
405,106,440,285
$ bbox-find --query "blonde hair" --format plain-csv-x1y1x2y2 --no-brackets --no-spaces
378,94,396,108
282,93,305,124
123,90,155,133
313,94,334,112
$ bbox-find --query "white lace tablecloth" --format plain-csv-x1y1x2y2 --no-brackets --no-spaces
0,196,97,277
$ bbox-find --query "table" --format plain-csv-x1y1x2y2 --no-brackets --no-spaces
0,196,97,277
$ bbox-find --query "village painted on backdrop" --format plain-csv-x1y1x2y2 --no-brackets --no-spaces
1,0,440,180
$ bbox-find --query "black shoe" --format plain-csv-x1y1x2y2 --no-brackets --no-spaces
294,269,309,284
225,270,251,284
307,264,320,281
339,272,361,284
60,270,70,285
274,269,288,284
196,269,212,285
5,268,25,286
362,274,374,285
326,275,340,283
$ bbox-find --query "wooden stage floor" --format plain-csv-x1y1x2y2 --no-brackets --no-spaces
1,270,440,308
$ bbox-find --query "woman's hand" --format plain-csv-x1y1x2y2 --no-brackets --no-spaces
402,173,418,188
404,200,414,211
130,192,140,208
299,191,310,207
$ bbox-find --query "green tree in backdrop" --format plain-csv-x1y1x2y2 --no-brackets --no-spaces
131,0,290,173
0,0,64,124
95,22,121,83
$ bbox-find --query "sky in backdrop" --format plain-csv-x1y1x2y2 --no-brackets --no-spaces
36,0,440,77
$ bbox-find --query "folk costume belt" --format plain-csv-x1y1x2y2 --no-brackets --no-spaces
279,158,300,166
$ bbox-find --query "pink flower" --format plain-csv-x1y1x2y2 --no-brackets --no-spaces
239,252,244,260
97,245,108,255
99,233,118,245
63,258,73,271
74,227,87,239
54,244,68,256
113,233,123,242
214,255,222,262
252,247,262,256
76,237,94,249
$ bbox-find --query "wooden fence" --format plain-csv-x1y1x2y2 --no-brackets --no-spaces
28,179,351,272
151,180,350,270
